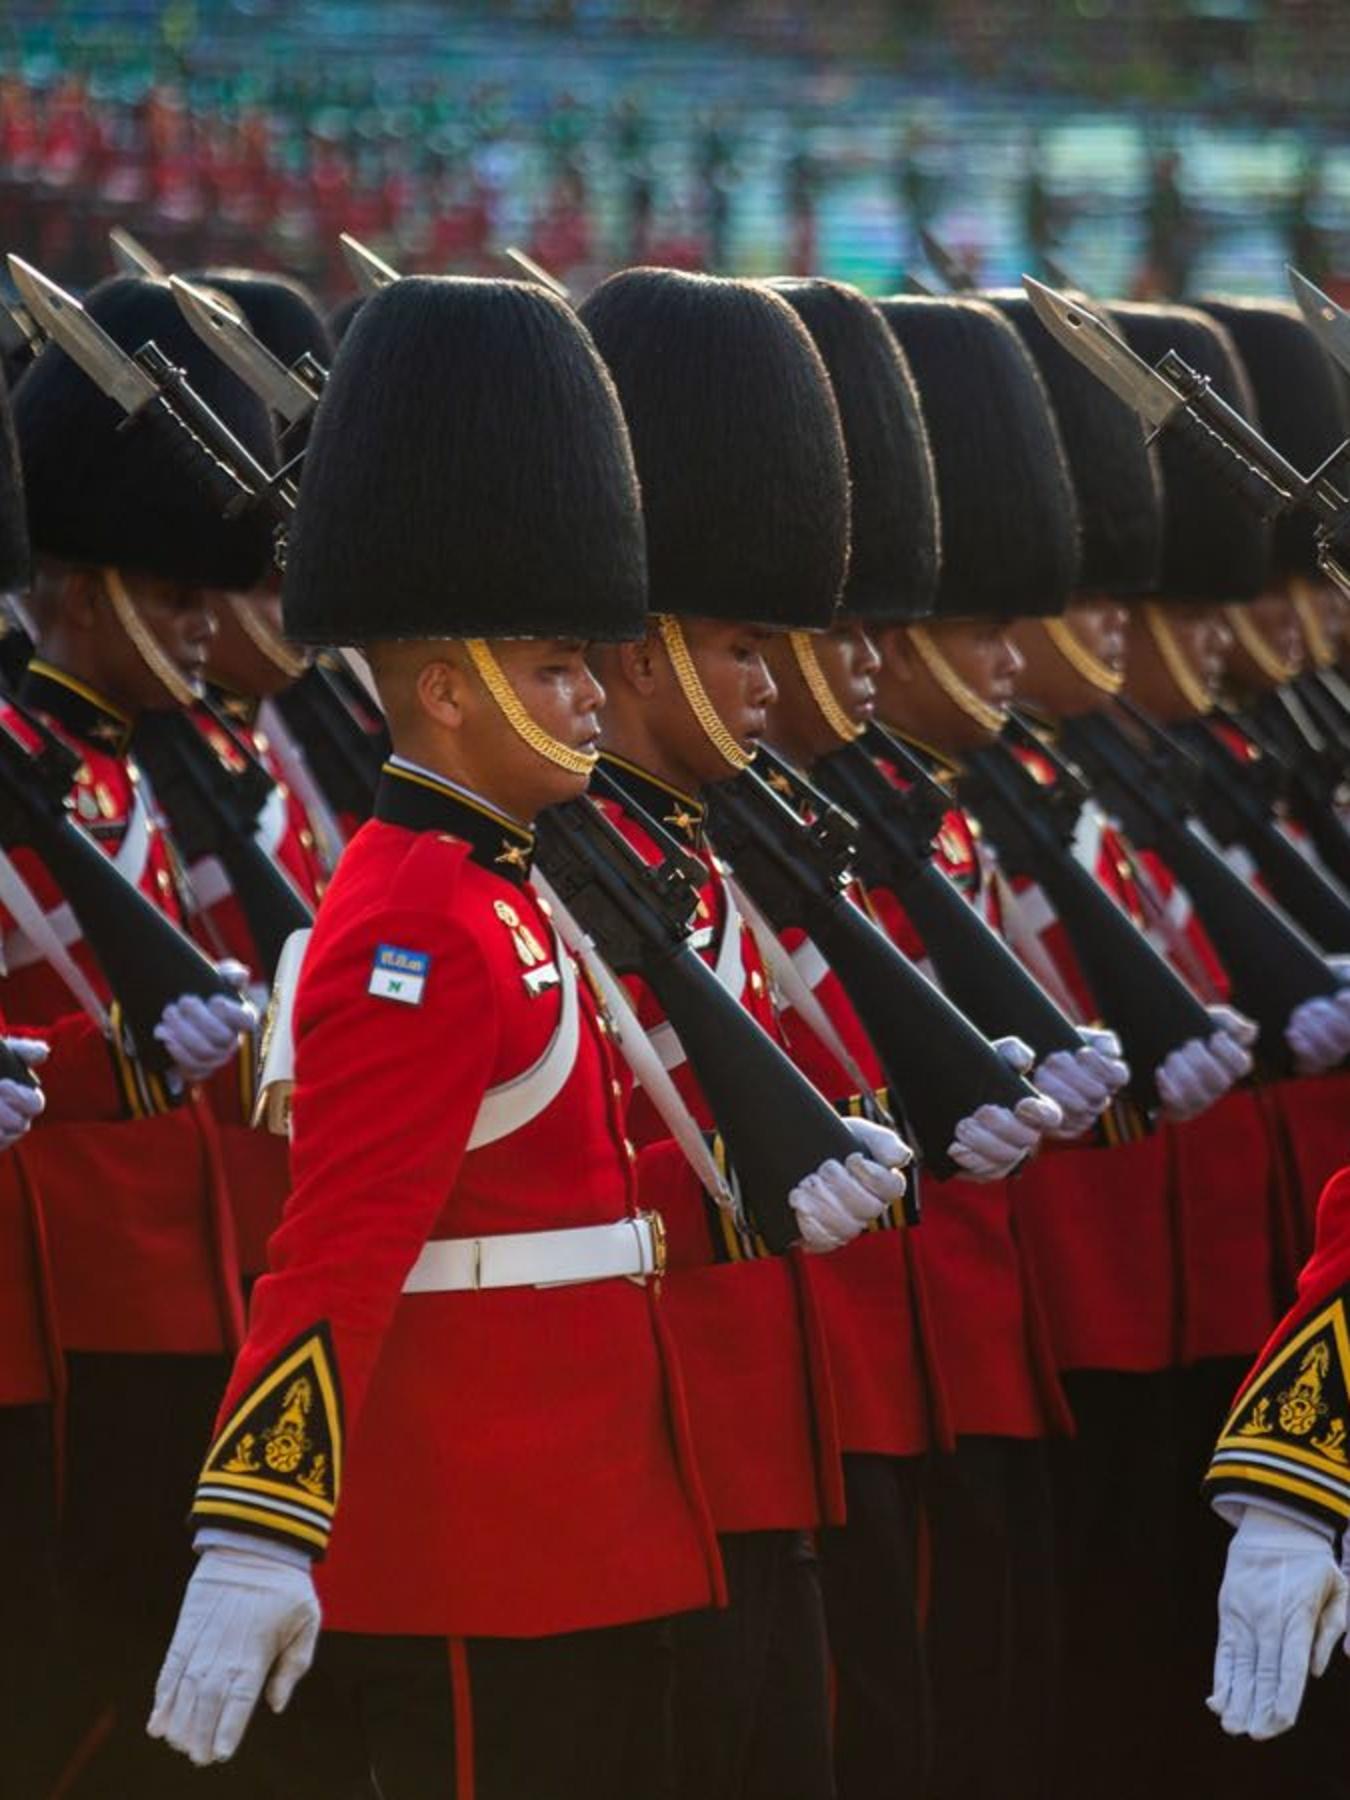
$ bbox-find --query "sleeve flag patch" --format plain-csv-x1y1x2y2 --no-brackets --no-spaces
369,944,430,1006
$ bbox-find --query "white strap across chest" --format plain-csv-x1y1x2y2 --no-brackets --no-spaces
466,941,579,1149
3,782,152,976
258,700,346,877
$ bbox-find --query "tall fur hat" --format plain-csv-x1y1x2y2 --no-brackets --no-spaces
876,296,1080,620
1195,298,1348,577
986,290,1163,598
327,295,366,347
579,268,849,629
282,276,647,646
1110,302,1272,600
13,274,277,588
768,277,940,623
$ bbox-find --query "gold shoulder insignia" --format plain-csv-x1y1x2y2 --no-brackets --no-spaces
192,1325,343,1554
1207,1296,1350,1522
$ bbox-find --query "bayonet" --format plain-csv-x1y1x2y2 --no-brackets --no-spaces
109,226,167,279
170,276,321,425
920,228,977,293
1021,275,1183,429
1288,265,1350,384
1042,253,1087,295
501,245,572,300
8,255,160,417
900,271,936,297
339,233,401,295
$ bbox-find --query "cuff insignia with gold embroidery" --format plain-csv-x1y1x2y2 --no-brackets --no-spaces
1206,1295,1350,1529
191,1324,343,1556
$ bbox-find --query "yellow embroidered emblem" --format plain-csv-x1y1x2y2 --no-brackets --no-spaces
664,807,699,836
495,841,530,872
197,1327,343,1534
1216,1300,1350,1478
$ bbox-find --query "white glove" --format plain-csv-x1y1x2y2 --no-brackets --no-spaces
1033,1027,1131,1140
1208,1505,1346,1740
789,1117,912,1254
1286,989,1350,1076
153,961,256,1084
147,1543,320,1766
946,1041,1062,1179
0,1036,45,1148
1156,1005,1256,1121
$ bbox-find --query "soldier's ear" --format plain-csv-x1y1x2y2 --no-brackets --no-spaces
614,629,660,698
874,622,918,685
63,566,105,634
414,654,470,731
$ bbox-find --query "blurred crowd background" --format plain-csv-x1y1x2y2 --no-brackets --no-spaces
0,0,1346,306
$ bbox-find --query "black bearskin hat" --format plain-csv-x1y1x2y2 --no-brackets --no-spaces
1196,298,1348,577
328,296,366,347
986,290,1163,598
579,268,849,630
768,277,940,623
282,276,647,646
13,275,277,589
1110,303,1272,601
876,296,1080,620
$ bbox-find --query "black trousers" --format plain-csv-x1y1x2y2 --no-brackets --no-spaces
1051,1363,1350,1800
1,1403,62,1797
819,1453,931,1799
29,1351,272,1800
247,1618,675,1800
923,1437,1059,1800
671,1528,835,1800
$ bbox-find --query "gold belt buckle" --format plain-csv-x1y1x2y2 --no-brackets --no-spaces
641,1210,668,1278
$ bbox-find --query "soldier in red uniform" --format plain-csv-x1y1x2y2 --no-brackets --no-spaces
150,273,905,1797
8,273,266,1795
577,267,913,1800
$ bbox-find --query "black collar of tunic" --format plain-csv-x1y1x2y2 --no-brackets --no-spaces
21,660,134,755
374,761,536,887
597,752,707,849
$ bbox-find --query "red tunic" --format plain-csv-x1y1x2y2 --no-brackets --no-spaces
0,662,243,1355
190,763,723,1638
858,762,1068,1438
596,755,844,1530
185,699,329,1277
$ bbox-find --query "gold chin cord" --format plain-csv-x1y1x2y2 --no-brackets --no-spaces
228,593,308,681
787,630,865,744
103,567,198,708
907,622,1008,736
1290,582,1335,671
463,638,599,777
1224,604,1300,686
656,614,755,772
1142,602,1215,716
1043,616,1124,696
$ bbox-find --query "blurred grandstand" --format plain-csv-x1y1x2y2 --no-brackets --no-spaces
0,0,1345,302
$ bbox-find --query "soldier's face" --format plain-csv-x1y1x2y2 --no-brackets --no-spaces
1227,592,1304,693
203,586,307,699
1010,596,1128,718
763,621,879,764
464,636,606,817
876,617,1022,752
665,617,779,786
1123,600,1232,719
102,574,217,711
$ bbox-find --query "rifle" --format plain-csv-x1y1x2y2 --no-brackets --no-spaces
534,772,860,1253
1240,690,1350,892
273,661,386,826
702,750,1038,1177
0,712,232,1072
1058,707,1339,1066
957,725,1216,1111
132,704,315,982
813,724,1084,1059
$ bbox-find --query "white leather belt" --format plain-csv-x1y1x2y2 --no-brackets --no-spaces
402,1213,667,1294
